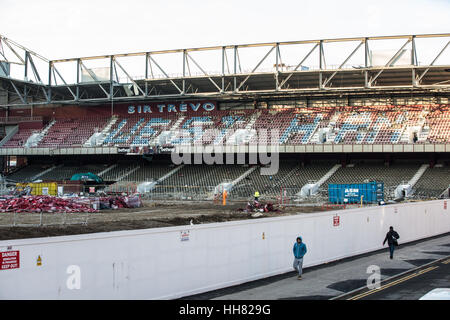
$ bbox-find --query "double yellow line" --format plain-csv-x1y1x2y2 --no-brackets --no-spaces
348,266,439,300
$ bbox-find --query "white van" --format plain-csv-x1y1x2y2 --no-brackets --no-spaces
419,288,450,300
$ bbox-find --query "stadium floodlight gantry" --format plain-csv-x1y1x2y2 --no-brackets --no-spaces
0,33,449,107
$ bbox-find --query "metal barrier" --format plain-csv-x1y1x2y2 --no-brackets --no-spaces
278,187,299,206
0,209,94,228
145,185,216,201
104,182,138,195
102,183,257,201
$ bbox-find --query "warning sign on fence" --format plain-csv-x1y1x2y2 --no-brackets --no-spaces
333,215,340,227
180,230,190,242
0,251,20,270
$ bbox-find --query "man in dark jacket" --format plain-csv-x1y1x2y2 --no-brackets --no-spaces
383,226,400,259
293,236,307,279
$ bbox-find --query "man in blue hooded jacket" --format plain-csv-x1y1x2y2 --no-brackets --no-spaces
293,236,307,279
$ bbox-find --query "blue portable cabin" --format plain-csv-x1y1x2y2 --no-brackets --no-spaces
328,181,384,204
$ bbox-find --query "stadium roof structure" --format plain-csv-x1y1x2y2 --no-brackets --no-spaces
0,33,449,107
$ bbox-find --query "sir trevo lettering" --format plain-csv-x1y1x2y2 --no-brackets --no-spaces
0,251,20,270
127,102,216,114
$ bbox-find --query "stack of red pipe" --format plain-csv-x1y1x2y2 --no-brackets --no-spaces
0,196,98,213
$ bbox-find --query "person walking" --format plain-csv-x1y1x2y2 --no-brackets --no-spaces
383,226,400,259
254,190,260,201
293,236,307,279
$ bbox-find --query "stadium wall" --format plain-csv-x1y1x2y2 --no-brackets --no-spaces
0,199,449,299
2,94,449,119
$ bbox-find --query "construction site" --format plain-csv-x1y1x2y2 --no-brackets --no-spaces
0,32,449,300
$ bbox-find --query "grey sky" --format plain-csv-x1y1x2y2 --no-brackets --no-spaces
1,0,449,60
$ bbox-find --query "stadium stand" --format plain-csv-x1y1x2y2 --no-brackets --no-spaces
6,163,54,182
2,128,37,148
120,162,175,182
37,117,109,147
2,104,449,202
157,164,247,187
320,160,423,200
2,104,448,149
100,162,139,181
413,164,450,199
38,163,107,181
423,106,450,144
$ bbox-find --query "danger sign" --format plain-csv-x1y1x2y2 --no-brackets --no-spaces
333,216,340,227
0,251,20,270
180,230,190,242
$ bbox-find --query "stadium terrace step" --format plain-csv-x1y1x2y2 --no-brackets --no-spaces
231,166,258,187
408,164,430,187
115,165,141,182
394,164,430,199
412,164,450,199
39,164,106,181
0,125,18,147
6,164,62,183
84,116,118,146
298,164,341,198
30,164,63,182
156,165,185,184
97,164,118,177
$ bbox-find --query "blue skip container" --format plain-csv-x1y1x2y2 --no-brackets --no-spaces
328,181,384,204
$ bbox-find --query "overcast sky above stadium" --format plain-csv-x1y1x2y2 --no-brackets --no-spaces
1,0,449,60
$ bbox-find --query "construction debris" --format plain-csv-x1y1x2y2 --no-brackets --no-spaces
0,194,142,213
0,195,97,213
99,195,142,210
239,200,281,214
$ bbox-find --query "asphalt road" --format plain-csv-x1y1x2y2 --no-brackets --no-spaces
182,233,450,300
342,257,450,300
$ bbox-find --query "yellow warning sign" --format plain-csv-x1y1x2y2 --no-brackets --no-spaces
37,255,42,266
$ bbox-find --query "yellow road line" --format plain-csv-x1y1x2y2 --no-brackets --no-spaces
441,259,450,265
348,274,418,300
348,266,439,300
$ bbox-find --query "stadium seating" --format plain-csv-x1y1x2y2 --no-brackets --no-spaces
100,162,139,181
423,106,450,143
37,118,109,147
120,163,175,182
157,164,247,187
413,165,450,199
38,164,107,181
321,161,422,200
6,159,450,202
103,114,178,146
147,164,250,199
232,161,336,199
6,164,54,182
1,104,449,149
2,128,36,148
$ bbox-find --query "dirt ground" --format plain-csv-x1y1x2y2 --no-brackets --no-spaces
0,200,345,240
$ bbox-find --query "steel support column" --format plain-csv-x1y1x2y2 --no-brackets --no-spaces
364,38,369,88
76,58,80,101
319,40,323,89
